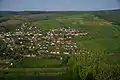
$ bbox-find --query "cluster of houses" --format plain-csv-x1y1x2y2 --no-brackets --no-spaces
39,27,88,54
0,22,88,58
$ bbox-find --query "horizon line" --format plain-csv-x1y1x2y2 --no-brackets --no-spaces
0,8,120,12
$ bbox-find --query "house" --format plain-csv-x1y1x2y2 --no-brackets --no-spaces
56,52,60,54
60,57,63,60
57,40,60,43
24,55,31,57
50,52,56,54
64,52,69,54
0,34,2,38
31,54,36,57
79,33,88,36
10,63,13,66
39,33,42,36
51,43,55,46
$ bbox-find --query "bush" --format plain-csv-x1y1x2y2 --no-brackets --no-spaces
65,51,120,80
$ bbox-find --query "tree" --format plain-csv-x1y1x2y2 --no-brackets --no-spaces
65,50,120,80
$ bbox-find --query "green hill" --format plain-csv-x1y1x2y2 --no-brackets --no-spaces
93,9,120,25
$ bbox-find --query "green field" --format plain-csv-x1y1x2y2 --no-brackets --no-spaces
0,58,65,79
12,58,62,68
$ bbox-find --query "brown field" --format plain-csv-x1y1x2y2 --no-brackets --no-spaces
0,20,22,26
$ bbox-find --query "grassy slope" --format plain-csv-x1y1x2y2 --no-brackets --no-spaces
93,9,120,25
13,58,62,68
0,58,64,78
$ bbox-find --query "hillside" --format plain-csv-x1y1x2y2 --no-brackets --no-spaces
0,10,120,53
0,10,120,80
0,9,120,26
93,9,120,25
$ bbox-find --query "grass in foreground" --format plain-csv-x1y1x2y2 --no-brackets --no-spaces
12,58,62,68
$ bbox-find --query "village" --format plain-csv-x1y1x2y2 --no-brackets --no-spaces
0,22,88,58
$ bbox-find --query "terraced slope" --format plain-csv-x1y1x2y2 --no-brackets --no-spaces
0,58,66,80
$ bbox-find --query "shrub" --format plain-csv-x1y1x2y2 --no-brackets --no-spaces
65,51,120,80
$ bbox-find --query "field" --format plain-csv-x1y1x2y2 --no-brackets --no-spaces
12,58,62,68
0,58,66,80
0,10,120,80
